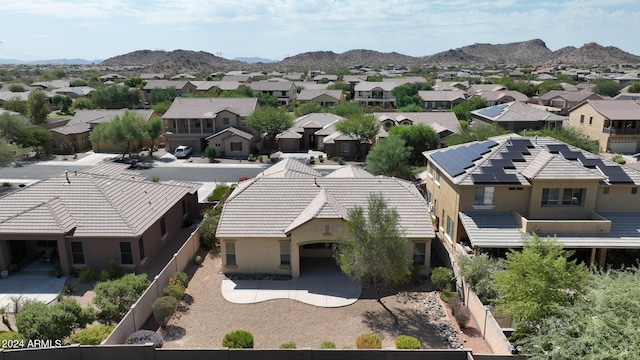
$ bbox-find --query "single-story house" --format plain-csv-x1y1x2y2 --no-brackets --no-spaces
206,127,259,159
216,160,435,277
296,90,345,108
471,101,565,132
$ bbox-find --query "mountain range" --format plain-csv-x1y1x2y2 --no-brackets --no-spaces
2,39,639,72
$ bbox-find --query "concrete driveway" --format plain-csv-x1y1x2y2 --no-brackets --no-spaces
221,258,361,307
0,261,67,312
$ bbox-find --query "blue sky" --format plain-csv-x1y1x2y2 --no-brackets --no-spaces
0,0,639,62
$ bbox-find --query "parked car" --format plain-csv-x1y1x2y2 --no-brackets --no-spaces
174,145,192,158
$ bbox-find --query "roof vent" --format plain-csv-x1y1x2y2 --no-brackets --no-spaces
65,171,70,184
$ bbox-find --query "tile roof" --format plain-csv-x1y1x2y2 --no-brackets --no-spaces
539,90,600,102
582,99,640,121
217,175,434,239
297,90,343,101
257,158,322,178
478,90,529,102
0,164,200,237
191,81,243,91
249,80,296,92
354,82,398,92
143,80,189,90
51,109,156,136
325,166,375,178
471,101,566,123
162,98,259,119
373,112,460,134
418,90,467,102
459,211,640,249
205,126,254,141
424,136,640,186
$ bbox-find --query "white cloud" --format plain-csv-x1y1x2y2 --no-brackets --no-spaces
0,0,130,18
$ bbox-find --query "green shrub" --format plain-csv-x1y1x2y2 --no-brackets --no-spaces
0,331,26,348
93,274,150,322
207,185,230,202
205,145,217,162
279,341,296,348
320,341,336,349
69,324,114,345
125,329,164,348
338,157,345,165
100,260,125,281
356,333,382,349
193,255,204,266
62,282,76,295
431,267,453,290
453,301,471,328
440,288,458,302
152,176,160,182
79,267,95,282
170,272,189,288
248,154,256,162
613,153,626,164
163,282,185,301
318,154,324,163
257,155,263,163
152,296,178,327
222,330,254,348
395,335,420,349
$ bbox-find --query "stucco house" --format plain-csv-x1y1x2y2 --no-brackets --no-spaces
296,90,345,108
374,112,460,146
471,101,565,132
142,80,197,103
538,91,602,115
418,90,467,111
422,135,640,268
162,97,259,153
205,127,259,159
276,113,343,152
216,159,435,277
0,163,200,276
249,79,297,106
477,90,529,106
568,99,640,153
353,82,398,109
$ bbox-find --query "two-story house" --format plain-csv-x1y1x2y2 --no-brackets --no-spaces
142,80,197,103
353,82,398,109
418,90,467,111
538,91,602,115
162,97,259,153
422,135,640,268
249,79,297,106
568,99,640,154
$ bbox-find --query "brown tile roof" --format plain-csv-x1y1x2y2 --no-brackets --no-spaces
51,109,156,136
583,99,640,121
162,98,259,119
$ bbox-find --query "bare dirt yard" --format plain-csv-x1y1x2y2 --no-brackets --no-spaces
160,251,492,352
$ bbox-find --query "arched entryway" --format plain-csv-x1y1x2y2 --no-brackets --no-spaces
298,242,338,276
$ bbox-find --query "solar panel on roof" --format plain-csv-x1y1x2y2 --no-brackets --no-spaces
547,144,569,153
560,151,583,160
494,174,520,183
501,152,525,162
431,151,466,177
579,158,604,168
471,173,496,183
477,103,509,118
469,143,491,155
510,139,533,148
490,159,516,169
599,166,634,183
457,146,483,161
444,149,475,169
483,140,499,148
506,145,531,155
481,166,506,174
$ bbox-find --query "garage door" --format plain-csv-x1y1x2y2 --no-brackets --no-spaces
609,140,638,154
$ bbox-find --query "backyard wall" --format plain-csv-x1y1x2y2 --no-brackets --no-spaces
103,227,201,345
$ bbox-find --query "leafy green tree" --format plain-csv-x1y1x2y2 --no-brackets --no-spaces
8,84,26,92
592,79,622,97
90,111,146,157
334,193,411,325
397,103,422,112
70,79,88,87
522,267,640,359
294,101,324,117
457,253,503,304
149,87,177,104
335,113,380,160
91,85,140,109
26,89,50,124
537,81,564,95
527,127,600,154
69,324,115,345
205,145,217,162
2,97,28,115
492,234,589,338
243,106,293,157
123,77,144,88
52,94,73,114
327,80,351,96
16,299,94,341
151,101,171,115
93,274,150,322
144,117,164,157
0,140,16,167
626,81,640,93
391,82,432,108
365,136,412,179
452,96,487,121
329,101,363,117
388,124,439,166
446,124,507,146
17,126,52,154
72,97,95,110
0,112,29,140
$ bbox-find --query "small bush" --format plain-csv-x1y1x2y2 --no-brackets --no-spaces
257,155,263,163
69,324,114,345
613,153,626,164
431,267,453,291
279,341,296,349
356,333,382,349
153,296,178,327
79,267,95,282
163,282,185,301
125,330,164,348
205,145,217,162
170,272,189,288
0,331,26,348
338,157,345,165
193,255,204,266
248,154,256,162
152,176,160,182
222,330,254,348
440,288,457,302
62,282,76,295
100,260,125,281
320,340,336,349
319,155,324,163
395,335,420,349
208,185,230,202
453,302,471,328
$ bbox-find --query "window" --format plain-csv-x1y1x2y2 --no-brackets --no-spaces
589,116,593,125
433,199,437,214
160,217,167,236
435,169,441,185
413,242,426,266
603,187,610,195
324,225,331,235
580,114,585,124
632,187,638,195
71,242,84,264
138,237,145,261
222,117,229,125
225,242,236,266
205,119,213,128
230,142,243,152
474,187,495,206
508,187,524,191
120,242,133,265
562,188,584,205
341,143,350,154
182,199,187,215
446,216,454,240
428,163,434,178
541,188,560,206
280,241,291,266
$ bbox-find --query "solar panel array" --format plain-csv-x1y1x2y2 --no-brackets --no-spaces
477,103,509,118
430,140,498,177
471,173,520,184
598,165,634,183
547,143,633,183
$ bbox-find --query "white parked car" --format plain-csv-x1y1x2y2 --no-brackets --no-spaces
174,145,192,158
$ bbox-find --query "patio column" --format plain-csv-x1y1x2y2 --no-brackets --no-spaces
590,248,597,267
598,248,608,269
57,238,71,275
291,242,300,278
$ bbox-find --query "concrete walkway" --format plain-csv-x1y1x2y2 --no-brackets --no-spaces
221,258,361,307
0,261,67,312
